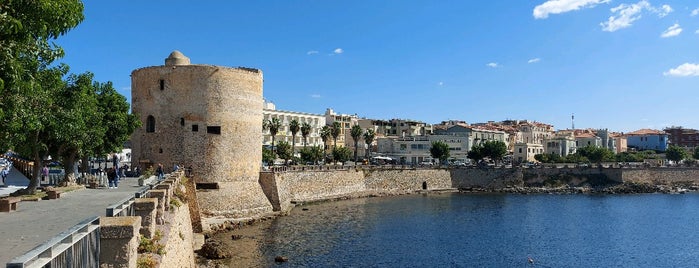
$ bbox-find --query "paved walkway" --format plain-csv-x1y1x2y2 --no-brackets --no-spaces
0,168,151,265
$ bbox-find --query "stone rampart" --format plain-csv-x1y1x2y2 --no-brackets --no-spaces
620,168,699,184
259,167,699,215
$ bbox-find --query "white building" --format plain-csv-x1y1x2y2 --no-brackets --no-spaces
263,101,326,150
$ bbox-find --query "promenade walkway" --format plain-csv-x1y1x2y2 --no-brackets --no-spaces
0,168,150,265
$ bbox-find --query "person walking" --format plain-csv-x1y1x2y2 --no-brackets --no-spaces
112,153,120,181
107,167,117,189
42,165,49,183
156,163,164,181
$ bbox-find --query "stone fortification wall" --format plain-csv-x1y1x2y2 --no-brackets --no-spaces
277,169,366,203
131,51,272,230
620,168,699,184
521,167,622,186
159,197,196,268
363,168,451,193
450,168,523,189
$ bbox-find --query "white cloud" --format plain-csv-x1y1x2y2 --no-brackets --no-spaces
600,1,650,32
310,94,321,98
307,50,318,55
654,4,673,17
663,63,699,77
528,58,541,63
691,8,699,16
333,48,343,54
486,62,499,68
533,0,610,19
660,23,682,38
696,29,699,34
438,81,444,86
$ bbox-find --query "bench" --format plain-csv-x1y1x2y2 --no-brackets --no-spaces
0,197,20,212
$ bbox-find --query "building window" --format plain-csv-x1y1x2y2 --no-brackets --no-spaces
207,126,221,135
159,148,163,153
192,125,199,132
180,118,185,126
146,115,155,133
159,79,164,90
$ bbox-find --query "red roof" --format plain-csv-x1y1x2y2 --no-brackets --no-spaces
627,129,666,136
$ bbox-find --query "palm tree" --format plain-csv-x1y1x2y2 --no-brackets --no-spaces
350,124,363,163
300,122,311,148
289,119,300,155
363,128,376,159
263,118,282,153
320,125,331,162
330,121,341,149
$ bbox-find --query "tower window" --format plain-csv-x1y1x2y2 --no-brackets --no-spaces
159,79,164,90
192,125,198,132
207,126,221,135
146,115,155,133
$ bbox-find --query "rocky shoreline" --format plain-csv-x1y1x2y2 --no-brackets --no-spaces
462,181,699,195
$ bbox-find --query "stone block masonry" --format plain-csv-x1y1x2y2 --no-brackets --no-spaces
131,51,273,231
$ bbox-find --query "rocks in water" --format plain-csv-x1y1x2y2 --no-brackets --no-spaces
275,256,289,263
198,239,230,259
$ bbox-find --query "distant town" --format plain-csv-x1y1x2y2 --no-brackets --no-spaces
262,100,695,165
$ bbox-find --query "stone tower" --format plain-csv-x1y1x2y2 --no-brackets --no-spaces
131,51,273,229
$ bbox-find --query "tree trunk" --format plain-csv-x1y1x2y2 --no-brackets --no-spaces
61,150,78,186
354,142,358,164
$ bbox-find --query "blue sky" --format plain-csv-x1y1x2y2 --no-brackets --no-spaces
57,0,699,132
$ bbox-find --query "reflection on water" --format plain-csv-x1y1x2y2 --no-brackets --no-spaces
222,193,699,267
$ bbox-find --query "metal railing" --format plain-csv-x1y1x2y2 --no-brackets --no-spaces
105,175,160,217
6,217,100,268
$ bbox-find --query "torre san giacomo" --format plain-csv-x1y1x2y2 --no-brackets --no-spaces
130,51,273,229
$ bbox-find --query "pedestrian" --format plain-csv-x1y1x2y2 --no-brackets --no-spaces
1,167,8,186
156,163,164,181
112,153,120,180
107,167,117,189
42,165,49,182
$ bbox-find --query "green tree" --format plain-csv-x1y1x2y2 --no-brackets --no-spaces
263,118,282,153
92,80,140,163
350,124,363,163
482,140,507,164
289,119,300,155
299,146,324,165
430,141,450,165
665,145,687,164
0,0,84,95
576,146,614,163
468,143,485,163
300,122,312,148
276,141,293,165
320,125,331,163
332,146,352,164
262,146,275,166
363,128,376,159
330,122,341,149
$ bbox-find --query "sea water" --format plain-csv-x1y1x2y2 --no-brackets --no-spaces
232,193,699,267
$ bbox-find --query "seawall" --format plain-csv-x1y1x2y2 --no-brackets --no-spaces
259,167,699,214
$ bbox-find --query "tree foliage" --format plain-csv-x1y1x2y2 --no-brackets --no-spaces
263,118,282,153
289,119,299,153
331,146,352,164
430,141,450,164
276,141,293,165
350,124,363,163
300,122,311,148
576,146,614,163
330,122,341,149
665,145,687,163
262,146,275,166
363,128,376,159
299,146,324,165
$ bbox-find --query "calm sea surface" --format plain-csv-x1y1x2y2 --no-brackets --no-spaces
232,193,699,267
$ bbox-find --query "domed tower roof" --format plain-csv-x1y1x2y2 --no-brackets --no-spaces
165,50,191,66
